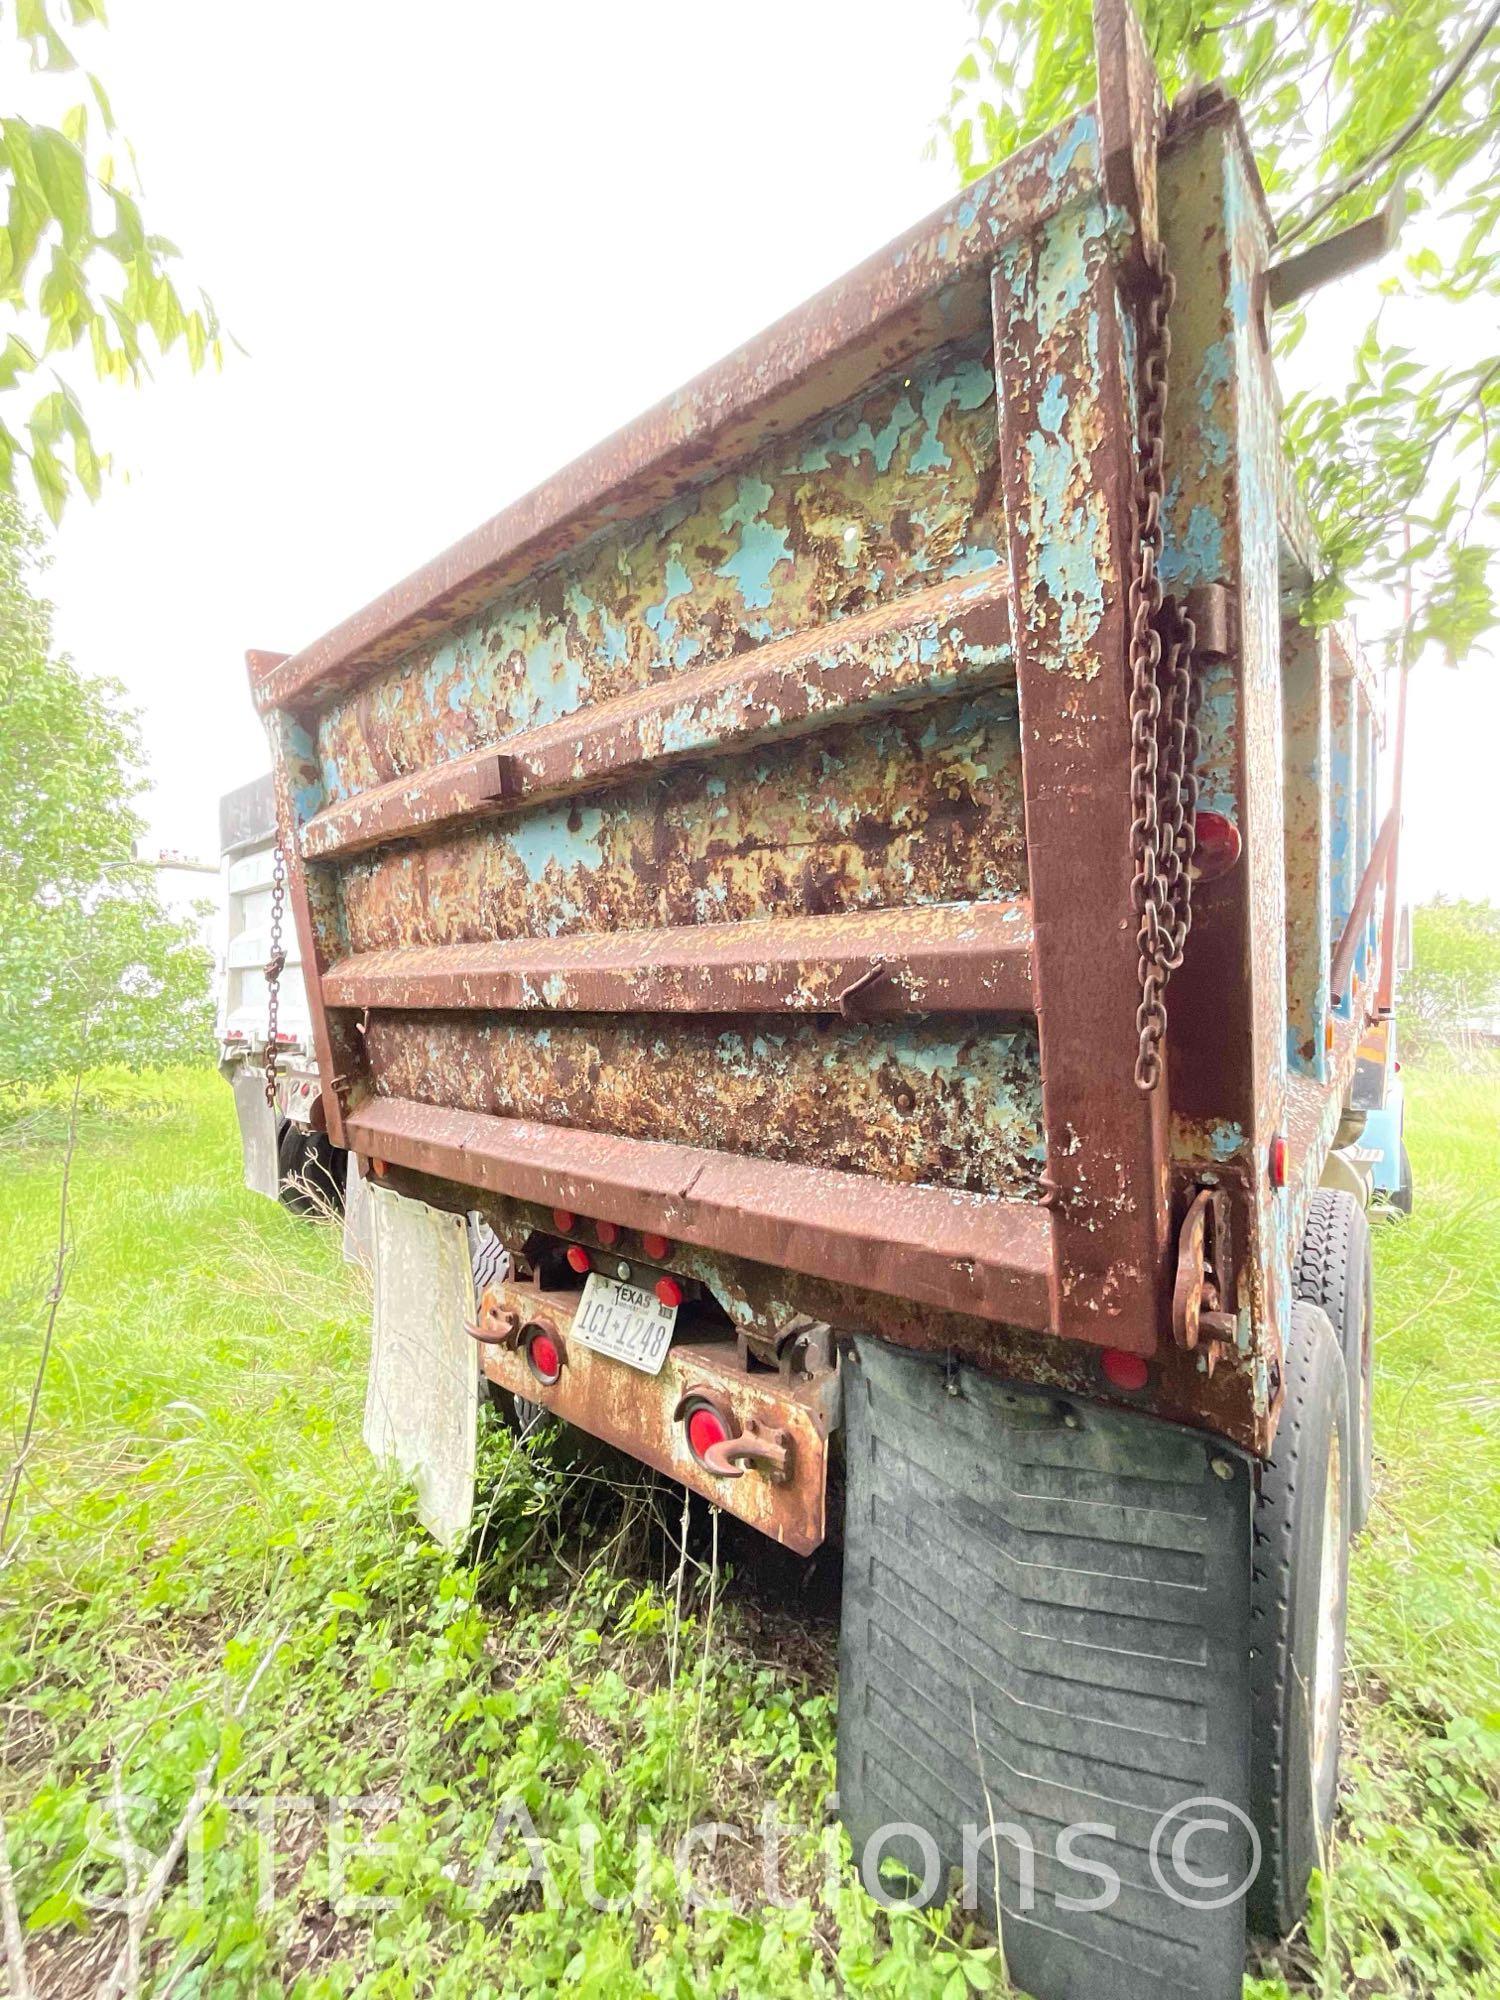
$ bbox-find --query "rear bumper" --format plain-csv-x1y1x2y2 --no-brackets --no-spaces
473,1275,839,1554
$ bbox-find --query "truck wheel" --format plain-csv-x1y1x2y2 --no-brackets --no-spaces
277,1124,345,1215
1248,1301,1350,1939
1294,1189,1373,1532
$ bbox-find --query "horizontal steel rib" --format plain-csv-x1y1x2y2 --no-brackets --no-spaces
346,1095,1056,1332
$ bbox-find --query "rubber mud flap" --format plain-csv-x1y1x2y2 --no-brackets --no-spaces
838,1339,1254,2000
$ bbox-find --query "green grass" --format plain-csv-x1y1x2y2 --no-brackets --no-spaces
1,1064,1497,1997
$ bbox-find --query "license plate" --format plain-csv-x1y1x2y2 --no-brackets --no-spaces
571,1272,677,1375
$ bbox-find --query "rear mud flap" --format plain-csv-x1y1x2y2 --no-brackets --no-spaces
364,1185,477,1548
838,1339,1253,2000
228,1063,278,1200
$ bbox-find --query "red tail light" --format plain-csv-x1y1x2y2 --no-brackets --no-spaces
642,1232,672,1261
1192,811,1242,883
655,1277,683,1309
1101,1348,1149,1391
526,1331,562,1384
686,1405,728,1461
1268,1133,1289,1188
565,1245,591,1275
596,1221,620,1248
552,1208,576,1233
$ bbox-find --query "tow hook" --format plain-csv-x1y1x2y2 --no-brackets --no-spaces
673,1392,793,1482
466,1288,522,1346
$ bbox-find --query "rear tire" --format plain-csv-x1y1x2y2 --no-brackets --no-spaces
277,1123,345,1215
1248,1301,1350,1938
1295,1189,1373,1532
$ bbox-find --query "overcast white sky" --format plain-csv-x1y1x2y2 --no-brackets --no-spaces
32,0,1500,909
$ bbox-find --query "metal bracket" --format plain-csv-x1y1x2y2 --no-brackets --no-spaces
1266,185,1405,311
1171,1188,1238,1368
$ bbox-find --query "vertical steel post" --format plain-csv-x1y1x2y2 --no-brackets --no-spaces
1282,621,1331,1080
1154,106,1289,1383
254,658,355,1150
991,197,1171,1354
1329,670,1356,1020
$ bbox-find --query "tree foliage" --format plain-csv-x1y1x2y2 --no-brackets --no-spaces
941,0,1500,665
1,0,220,521
1399,897,1500,1054
0,491,212,1089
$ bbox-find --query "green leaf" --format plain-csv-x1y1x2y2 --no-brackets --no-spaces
0,334,37,389
29,433,68,522
29,126,91,250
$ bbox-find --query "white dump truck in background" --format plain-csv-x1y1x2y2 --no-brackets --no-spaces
217,773,346,1213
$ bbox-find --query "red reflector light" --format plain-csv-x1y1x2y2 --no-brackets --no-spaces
552,1208,576,1233
655,1277,683,1309
1269,1133,1289,1188
527,1332,562,1383
686,1406,727,1461
596,1221,620,1248
1101,1348,1149,1391
566,1244,591,1274
1192,811,1242,883
642,1232,671,1261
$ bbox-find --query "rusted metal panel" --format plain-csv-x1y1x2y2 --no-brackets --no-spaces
346,1095,1057,1332
990,197,1172,1355
323,897,1035,1017
300,570,1013,861
335,686,1028,957
250,116,1107,723
1282,619,1330,1080
310,341,1008,813
361,1011,1044,1196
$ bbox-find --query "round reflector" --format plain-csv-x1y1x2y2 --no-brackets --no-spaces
527,1332,562,1383
596,1221,620,1248
1192,810,1242,883
566,1244,591,1274
642,1232,672,1261
686,1405,728,1462
655,1277,683,1309
1268,1133,1289,1188
552,1208,576,1233
1101,1347,1149,1391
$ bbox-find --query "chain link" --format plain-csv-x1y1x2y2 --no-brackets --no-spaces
1127,241,1201,1093
262,767,291,1110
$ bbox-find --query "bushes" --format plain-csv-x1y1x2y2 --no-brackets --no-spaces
1398,899,1500,1061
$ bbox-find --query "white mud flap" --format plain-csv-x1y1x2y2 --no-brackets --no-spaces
342,1149,375,1267
364,1184,478,1548
228,1063,279,1199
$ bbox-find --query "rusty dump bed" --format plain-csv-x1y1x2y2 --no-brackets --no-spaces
251,0,1388,1462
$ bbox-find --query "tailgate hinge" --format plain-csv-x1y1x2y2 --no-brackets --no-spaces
1171,1187,1239,1372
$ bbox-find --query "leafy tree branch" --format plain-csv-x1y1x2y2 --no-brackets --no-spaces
2,0,221,520
941,0,1500,663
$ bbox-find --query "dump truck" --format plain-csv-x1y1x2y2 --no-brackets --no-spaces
244,6,1409,1990
217,773,346,1211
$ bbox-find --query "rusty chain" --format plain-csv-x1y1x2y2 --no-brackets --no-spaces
262,766,291,1110
1127,239,1201,1093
